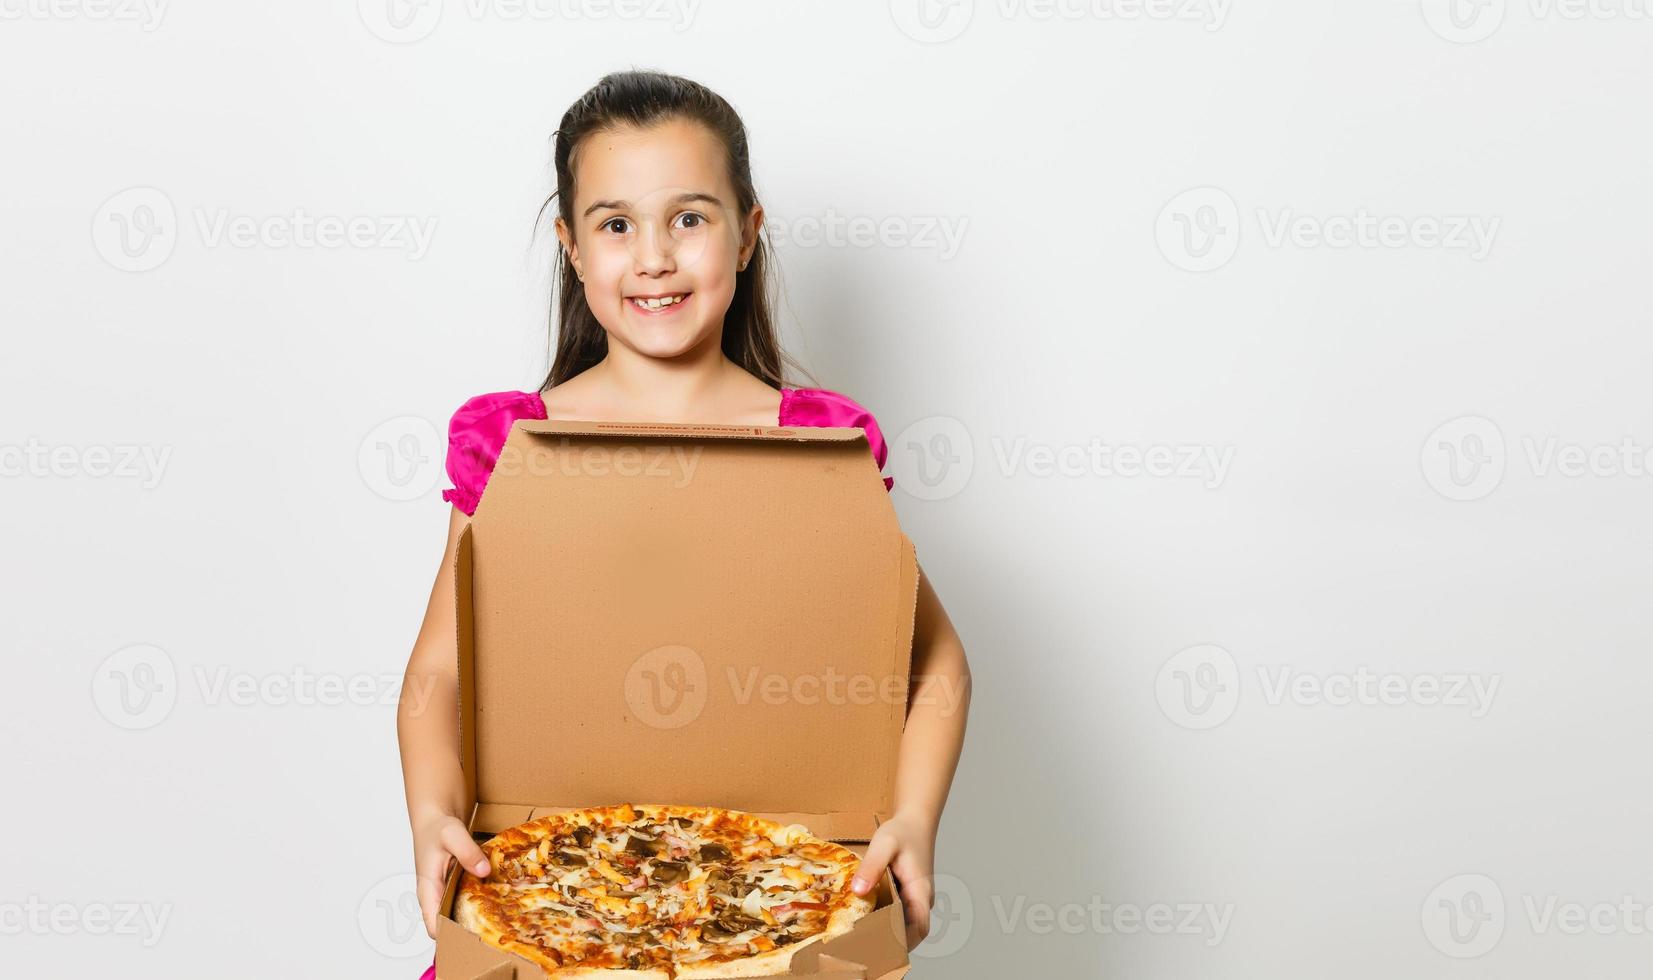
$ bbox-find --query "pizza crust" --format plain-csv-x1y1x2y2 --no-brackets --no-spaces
455,882,865,980
454,891,847,980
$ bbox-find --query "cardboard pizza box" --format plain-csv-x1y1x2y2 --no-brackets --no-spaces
434,419,920,980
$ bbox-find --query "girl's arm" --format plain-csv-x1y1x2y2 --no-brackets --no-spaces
852,563,973,949
896,565,972,823
396,507,493,938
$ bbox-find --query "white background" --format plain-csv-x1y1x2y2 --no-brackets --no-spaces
3,0,1651,977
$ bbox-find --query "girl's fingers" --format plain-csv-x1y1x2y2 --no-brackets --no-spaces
415,863,447,939
905,907,932,949
890,851,934,947
439,820,492,877
899,876,933,943
894,864,933,917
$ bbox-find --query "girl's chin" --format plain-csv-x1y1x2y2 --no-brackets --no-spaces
613,322,714,358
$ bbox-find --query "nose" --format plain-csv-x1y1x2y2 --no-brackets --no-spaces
630,217,678,276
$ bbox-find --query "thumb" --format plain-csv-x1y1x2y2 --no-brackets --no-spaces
851,830,898,896
441,821,493,878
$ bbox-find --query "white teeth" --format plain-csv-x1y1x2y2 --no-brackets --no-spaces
631,294,686,310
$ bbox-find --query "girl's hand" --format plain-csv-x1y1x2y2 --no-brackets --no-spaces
412,807,492,939
849,811,938,951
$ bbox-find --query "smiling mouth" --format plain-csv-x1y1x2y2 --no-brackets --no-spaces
628,292,691,313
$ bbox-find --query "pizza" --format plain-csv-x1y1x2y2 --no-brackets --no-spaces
453,803,875,978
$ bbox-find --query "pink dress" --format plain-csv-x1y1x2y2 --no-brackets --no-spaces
441,386,894,515
418,386,891,980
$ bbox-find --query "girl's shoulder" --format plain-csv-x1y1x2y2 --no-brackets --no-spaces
440,389,547,515
780,387,895,492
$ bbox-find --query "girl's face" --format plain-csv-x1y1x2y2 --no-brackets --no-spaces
557,118,760,363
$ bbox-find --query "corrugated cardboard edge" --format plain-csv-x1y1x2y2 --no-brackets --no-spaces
456,526,478,810
893,542,920,753
514,420,866,443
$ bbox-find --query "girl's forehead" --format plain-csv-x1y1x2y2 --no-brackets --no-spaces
574,119,731,210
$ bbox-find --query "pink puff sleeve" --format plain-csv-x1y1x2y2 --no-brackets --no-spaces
779,387,895,492
441,390,548,516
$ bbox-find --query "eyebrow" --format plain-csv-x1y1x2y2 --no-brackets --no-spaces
582,192,724,219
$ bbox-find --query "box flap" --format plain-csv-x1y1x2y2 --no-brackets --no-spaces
460,419,918,817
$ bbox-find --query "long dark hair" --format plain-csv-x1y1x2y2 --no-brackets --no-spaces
536,70,815,392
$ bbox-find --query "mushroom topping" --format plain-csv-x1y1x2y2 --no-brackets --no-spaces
721,912,765,933
649,860,688,884
625,834,662,858
551,849,587,867
698,842,732,862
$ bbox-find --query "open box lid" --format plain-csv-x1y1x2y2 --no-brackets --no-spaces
455,418,919,821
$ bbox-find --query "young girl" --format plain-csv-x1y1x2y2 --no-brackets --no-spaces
397,70,971,977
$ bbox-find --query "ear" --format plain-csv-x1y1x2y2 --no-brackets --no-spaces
554,216,581,278
738,204,765,269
